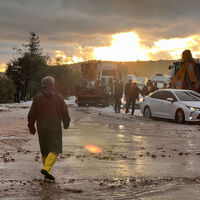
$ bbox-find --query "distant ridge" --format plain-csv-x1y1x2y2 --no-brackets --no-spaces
63,60,176,79
125,60,176,78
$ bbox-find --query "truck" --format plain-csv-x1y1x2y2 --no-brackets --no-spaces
75,61,127,107
135,77,148,88
127,74,137,82
151,73,169,88
169,49,200,91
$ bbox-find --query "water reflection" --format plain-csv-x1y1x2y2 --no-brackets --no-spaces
117,134,125,139
116,160,131,176
134,157,145,174
135,128,142,132
187,140,195,150
118,125,125,130
132,135,146,143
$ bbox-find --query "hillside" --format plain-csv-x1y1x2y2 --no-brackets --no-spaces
125,60,175,78
64,60,176,79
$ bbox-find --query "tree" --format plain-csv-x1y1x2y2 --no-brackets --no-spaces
0,77,15,103
6,32,49,100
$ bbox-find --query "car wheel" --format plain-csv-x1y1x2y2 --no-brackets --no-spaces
143,106,151,118
175,109,185,124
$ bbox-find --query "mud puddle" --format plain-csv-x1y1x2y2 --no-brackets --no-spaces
1,107,200,199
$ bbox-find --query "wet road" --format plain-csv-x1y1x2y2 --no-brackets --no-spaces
1,107,200,199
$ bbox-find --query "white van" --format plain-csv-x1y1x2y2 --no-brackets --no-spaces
151,74,169,88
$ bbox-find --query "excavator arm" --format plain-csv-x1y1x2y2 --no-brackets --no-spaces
170,50,199,89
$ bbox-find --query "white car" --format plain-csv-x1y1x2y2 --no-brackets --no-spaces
141,89,200,123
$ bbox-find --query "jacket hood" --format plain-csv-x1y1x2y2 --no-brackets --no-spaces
42,88,56,97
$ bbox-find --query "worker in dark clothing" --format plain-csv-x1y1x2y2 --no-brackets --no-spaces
126,82,142,115
28,76,70,181
125,80,133,113
142,84,148,96
150,82,159,93
114,80,123,113
145,80,153,95
163,82,168,89
125,80,132,100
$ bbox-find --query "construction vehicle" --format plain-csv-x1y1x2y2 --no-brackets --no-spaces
169,49,200,91
75,61,127,107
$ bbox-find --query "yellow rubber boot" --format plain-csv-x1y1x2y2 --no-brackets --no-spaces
42,156,54,176
43,152,57,173
42,157,46,166
41,152,57,181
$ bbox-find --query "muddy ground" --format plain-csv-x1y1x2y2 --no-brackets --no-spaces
1,105,200,199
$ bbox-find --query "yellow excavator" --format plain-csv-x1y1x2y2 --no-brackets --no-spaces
169,49,200,91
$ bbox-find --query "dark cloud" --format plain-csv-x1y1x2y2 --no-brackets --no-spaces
0,0,200,63
1,0,200,41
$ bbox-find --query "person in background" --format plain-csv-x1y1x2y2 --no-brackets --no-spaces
142,84,148,96
114,80,123,113
150,82,159,93
125,79,132,113
126,82,142,115
163,82,168,89
28,76,70,181
146,80,153,95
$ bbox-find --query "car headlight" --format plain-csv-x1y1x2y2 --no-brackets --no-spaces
187,106,200,111
139,97,144,103
121,98,126,104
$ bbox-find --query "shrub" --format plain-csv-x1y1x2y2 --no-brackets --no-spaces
0,77,16,103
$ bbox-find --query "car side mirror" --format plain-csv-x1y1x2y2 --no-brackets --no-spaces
166,98,174,103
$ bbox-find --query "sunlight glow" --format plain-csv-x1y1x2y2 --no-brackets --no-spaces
149,35,200,59
52,33,200,65
1,33,200,72
85,145,102,154
0,63,6,72
55,50,84,64
72,56,84,63
94,32,149,61
154,37,197,50
94,32,200,61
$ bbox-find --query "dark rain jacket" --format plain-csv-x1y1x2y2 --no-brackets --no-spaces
150,86,159,93
28,88,70,156
130,86,142,101
125,82,132,99
114,82,123,99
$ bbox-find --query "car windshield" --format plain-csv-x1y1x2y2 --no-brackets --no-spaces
175,91,200,101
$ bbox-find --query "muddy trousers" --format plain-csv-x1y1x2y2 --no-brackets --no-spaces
125,98,136,115
42,152,58,173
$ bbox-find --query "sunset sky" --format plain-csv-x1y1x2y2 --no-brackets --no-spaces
1,0,200,71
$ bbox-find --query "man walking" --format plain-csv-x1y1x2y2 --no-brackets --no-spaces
125,79,132,113
28,76,70,181
125,82,142,115
114,80,123,113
